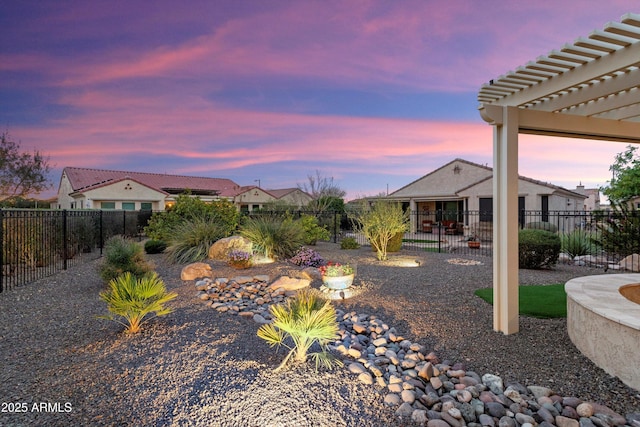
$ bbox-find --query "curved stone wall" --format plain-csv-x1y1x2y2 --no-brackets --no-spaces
565,274,640,392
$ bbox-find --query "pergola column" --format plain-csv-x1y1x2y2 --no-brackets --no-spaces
492,106,520,334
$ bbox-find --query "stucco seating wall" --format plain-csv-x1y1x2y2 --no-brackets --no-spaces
565,274,640,391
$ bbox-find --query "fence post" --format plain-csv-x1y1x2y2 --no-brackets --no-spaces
62,210,68,270
99,210,104,255
0,209,3,293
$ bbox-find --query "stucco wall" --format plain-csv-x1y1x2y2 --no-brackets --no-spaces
392,160,492,197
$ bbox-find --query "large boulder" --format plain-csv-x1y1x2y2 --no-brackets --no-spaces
181,262,213,280
208,236,253,260
268,276,311,291
619,253,640,272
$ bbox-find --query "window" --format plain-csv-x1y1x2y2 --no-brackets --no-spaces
101,202,115,209
141,202,152,211
122,202,135,211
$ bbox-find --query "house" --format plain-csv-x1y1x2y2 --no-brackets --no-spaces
55,167,312,211
385,158,587,234
233,186,312,212
573,184,602,211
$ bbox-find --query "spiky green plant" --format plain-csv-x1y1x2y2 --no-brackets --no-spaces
165,218,228,263
239,215,305,260
99,236,152,283
351,201,409,261
99,272,178,334
257,289,342,372
560,229,600,258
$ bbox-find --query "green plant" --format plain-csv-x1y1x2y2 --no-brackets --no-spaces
99,236,152,283
340,236,360,249
560,229,599,258
99,272,178,334
351,201,409,261
372,231,403,253
289,247,326,267
525,221,558,233
144,239,168,254
257,289,342,372
518,229,561,269
144,195,239,242
318,262,353,277
595,202,640,258
475,284,567,318
239,215,305,260
165,218,228,263
299,214,330,245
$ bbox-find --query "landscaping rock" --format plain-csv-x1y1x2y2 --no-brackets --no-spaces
267,276,310,291
207,236,253,260
180,262,213,280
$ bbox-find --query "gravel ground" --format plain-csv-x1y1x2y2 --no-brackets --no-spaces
0,241,638,426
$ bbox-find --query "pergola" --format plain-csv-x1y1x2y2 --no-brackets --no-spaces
478,12,640,334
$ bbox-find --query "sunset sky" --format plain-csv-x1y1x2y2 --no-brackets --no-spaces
1,1,638,200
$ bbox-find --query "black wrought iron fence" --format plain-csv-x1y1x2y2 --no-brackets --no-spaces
0,209,148,292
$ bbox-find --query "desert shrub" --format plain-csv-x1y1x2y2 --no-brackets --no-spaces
289,247,326,267
351,201,409,261
340,236,360,249
525,221,558,233
240,215,305,260
99,272,177,334
165,218,228,263
144,195,239,241
595,203,640,258
519,229,561,269
560,230,599,258
99,236,152,283
144,239,168,254
257,288,342,372
299,214,330,245
371,231,403,254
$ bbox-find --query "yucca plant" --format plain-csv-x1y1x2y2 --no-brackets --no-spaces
99,236,152,283
165,218,228,263
99,272,178,334
560,229,600,258
239,215,305,260
257,289,342,372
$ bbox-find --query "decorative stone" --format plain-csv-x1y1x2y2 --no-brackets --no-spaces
181,262,212,280
576,403,594,418
208,236,253,260
384,393,401,406
395,402,414,418
482,374,504,394
268,276,310,291
358,372,374,385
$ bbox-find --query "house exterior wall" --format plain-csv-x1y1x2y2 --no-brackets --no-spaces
234,188,276,212
56,173,75,209
278,190,313,207
392,160,492,198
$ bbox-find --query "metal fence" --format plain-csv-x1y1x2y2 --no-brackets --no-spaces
0,209,152,292
336,209,638,267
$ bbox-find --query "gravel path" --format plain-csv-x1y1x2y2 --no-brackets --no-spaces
0,241,638,426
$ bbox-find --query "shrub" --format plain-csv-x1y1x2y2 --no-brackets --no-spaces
299,214,331,245
371,231,403,254
144,195,239,242
595,202,640,258
165,218,228,264
340,236,360,249
240,215,305,260
99,236,152,283
351,201,409,261
560,230,599,258
257,288,342,372
519,229,561,269
289,247,326,268
144,239,168,254
99,272,177,334
525,221,558,233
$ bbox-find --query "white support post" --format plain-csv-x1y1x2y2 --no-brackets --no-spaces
409,199,417,233
492,106,520,334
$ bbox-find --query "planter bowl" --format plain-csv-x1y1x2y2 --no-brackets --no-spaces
322,273,355,290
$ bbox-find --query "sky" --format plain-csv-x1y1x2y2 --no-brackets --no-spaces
1,1,638,201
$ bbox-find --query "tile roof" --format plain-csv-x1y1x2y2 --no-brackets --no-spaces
63,167,241,197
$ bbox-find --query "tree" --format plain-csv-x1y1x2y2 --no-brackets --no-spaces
0,132,52,201
351,200,409,261
298,170,346,214
601,145,640,204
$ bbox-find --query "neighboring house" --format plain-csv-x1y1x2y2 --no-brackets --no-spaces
56,167,312,211
573,184,602,211
385,158,586,234
266,188,314,208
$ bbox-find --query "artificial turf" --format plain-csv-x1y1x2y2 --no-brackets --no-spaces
474,284,567,318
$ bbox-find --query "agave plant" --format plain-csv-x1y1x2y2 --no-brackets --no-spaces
257,289,342,372
99,272,178,334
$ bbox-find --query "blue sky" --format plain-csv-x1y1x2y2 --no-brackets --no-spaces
1,1,637,199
